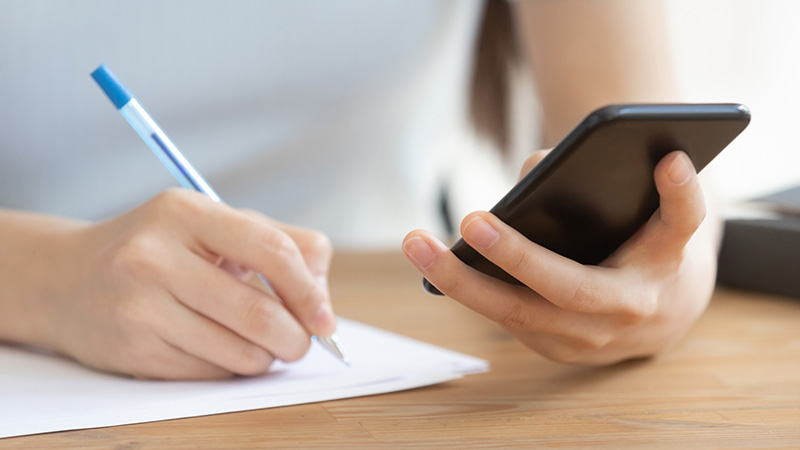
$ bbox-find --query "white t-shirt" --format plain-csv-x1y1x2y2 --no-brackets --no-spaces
0,0,488,248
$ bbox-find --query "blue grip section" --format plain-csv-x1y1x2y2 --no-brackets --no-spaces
91,63,133,109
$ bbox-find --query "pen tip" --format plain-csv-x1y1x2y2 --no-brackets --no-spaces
315,334,351,366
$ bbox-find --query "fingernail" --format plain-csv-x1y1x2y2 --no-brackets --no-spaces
403,236,436,269
667,152,693,185
463,216,499,250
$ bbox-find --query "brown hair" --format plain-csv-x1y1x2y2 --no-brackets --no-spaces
469,0,518,154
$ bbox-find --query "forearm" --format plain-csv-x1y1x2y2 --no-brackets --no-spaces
514,0,678,146
0,209,88,347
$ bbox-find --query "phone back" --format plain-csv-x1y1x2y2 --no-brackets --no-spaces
425,103,750,293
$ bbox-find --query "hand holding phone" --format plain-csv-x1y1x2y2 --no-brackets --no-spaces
402,103,749,365
424,103,750,294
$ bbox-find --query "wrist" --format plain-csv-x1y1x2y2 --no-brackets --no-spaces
0,211,89,349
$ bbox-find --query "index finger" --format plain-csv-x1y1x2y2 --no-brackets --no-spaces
240,210,334,281
178,195,336,337
458,211,648,317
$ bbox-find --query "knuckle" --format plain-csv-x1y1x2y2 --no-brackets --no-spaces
495,301,531,330
563,276,602,313
294,281,328,320
244,298,277,331
526,331,618,365
573,332,614,353
110,235,165,281
233,345,273,376
300,283,323,310
533,342,583,365
151,188,185,210
306,230,333,259
507,248,532,278
434,272,466,298
620,293,658,324
547,350,580,365
672,213,704,237
261,230,300,262
281,337,312,363
537,338,605,365
665,190,706,235
238,208,273,228
151,188,207,220
691,201,707,227
239,208,262,218
159,187,199,205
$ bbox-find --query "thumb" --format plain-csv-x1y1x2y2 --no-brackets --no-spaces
644,151,707,260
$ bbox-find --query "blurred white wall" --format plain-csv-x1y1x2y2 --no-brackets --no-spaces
667,0,800,204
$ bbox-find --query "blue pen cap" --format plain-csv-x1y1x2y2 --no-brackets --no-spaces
91,63,133,109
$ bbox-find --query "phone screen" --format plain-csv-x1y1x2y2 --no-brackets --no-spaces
424,103,750,294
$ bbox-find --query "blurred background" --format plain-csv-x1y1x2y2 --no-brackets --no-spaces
450,0,800,228
667,0,800,204
1,1,796,248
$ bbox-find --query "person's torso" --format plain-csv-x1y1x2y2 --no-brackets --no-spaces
0,0,483,247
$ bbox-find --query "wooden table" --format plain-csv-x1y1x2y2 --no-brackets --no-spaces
3,252,800,449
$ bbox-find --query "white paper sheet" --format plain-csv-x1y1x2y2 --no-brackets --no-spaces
0,318,488,439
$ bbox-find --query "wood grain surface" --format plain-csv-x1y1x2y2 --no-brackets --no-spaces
3,252,799,449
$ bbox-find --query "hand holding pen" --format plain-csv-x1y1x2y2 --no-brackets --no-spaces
34,63,350,379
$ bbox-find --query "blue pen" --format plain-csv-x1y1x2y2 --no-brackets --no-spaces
91,63,349,366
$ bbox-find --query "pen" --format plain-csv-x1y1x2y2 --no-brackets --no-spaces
90,63,350,366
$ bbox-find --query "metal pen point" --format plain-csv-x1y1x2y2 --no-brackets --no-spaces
91,63,350,366
315,335,350,366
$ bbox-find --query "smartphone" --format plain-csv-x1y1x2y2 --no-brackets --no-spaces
424,103,751,295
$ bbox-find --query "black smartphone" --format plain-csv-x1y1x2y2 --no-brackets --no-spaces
424,103,751,295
